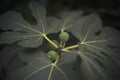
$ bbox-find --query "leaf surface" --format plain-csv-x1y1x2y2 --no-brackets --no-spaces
5,49,80,80
47,11,83,32
0,1,60,47
70,14,120,80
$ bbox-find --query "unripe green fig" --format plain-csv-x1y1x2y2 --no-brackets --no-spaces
47,50,57,61
47,40,59,50
59,32,69,43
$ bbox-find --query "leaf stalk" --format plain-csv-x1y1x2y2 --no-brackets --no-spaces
62,44,78,51
42,34,58,48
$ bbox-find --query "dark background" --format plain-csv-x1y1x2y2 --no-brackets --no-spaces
0,0,120,30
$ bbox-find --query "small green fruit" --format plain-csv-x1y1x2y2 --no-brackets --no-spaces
59,32,69,43
47,50,57,61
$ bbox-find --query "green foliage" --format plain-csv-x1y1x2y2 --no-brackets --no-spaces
4,48,79,80
0,1,120,80
0,1,60,47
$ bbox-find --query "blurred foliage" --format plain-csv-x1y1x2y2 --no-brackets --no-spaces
0,0,120,30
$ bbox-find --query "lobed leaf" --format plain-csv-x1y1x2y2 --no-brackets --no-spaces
70,14,120,80
5,49,80,80
0,1,60,47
